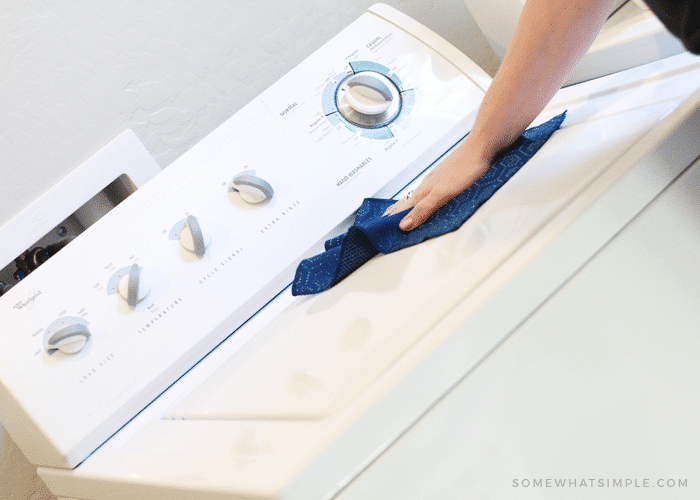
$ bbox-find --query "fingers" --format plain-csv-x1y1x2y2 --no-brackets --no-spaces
381,167,458,230
382,197,410,217
383,190,426,217
399,190,446,231
382,138,491,231
382,191,411,217
381,175,445,230
383,168,440,217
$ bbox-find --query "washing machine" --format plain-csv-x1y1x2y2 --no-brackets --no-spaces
1,4,699,500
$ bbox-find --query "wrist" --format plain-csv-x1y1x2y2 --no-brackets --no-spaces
458,132,499,170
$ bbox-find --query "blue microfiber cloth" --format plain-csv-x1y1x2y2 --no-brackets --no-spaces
292,112,566,296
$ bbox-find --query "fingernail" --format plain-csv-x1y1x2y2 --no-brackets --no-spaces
399,217,412,231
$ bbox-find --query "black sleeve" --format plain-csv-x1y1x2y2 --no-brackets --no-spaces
644,0,700,54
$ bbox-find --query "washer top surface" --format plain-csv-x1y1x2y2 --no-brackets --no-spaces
42,51,700,500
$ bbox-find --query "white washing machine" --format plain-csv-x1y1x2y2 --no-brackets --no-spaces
1,4,699,500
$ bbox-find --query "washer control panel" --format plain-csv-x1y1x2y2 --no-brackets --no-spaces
0,10,486,469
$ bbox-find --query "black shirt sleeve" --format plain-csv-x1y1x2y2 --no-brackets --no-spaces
644,0,700,54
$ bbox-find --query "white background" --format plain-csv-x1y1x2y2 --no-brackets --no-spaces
0,1,497,498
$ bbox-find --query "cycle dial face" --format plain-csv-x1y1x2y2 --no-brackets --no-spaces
322,61,415,140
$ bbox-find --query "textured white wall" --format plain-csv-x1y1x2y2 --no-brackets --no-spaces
0,1,496,499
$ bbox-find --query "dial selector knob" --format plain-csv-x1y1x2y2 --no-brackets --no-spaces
118,264,149,307
170,215,210,257
229,170,274,204
44,317,91,354
336,71,401,128
182,215,206,256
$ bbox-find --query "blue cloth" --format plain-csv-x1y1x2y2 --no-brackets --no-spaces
292,112,566,296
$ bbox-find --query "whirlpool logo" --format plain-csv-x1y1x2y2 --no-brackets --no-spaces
13,290,42,310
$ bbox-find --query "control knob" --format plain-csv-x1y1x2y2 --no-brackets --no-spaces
118,264,149,307
170,215,210,257
229,170,274,204
44,317,91,354
336,71,401,128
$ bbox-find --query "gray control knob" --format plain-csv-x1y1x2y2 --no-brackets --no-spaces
118,264,149,307
169,215,211,257
336,71,401,128
180,215,210,256
181,215,205,256
229,170,274,204
44,317,91,354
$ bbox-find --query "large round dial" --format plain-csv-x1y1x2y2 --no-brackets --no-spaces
322,61,414,140
336,71,401,129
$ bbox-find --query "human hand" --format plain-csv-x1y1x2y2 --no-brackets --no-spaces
383,141,491,231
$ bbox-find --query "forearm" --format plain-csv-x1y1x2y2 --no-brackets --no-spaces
469,0,617,164
388,0,618,230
